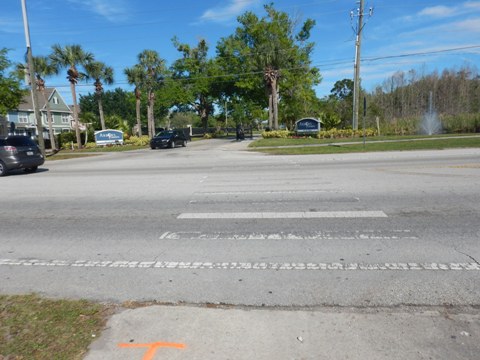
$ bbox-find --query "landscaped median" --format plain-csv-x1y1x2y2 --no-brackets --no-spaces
248,134,480,155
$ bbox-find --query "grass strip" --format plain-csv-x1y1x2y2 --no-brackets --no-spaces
249,134,478,148
251,137,480,155
0,294,112,360
46,154,102,161
59,145,147,153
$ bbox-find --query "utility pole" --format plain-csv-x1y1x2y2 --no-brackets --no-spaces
21,0,45,155
351,0,373,131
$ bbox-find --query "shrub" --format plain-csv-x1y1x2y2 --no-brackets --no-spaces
381,117,419,136
203,133,213,139
261,130,291,138
124,135,150,146
61,142,74,150
57,132,75,148
316,128,377,139
441,113,480,133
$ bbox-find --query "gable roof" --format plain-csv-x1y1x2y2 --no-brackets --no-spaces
16,88,72,113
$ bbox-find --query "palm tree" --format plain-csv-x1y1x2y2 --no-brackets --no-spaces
50,44,94,149
34,56,59,149
124,65,144,136
137,50,166,138
85,61,114,130
16,56,59,149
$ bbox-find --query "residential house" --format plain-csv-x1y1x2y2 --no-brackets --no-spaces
5,88,73,140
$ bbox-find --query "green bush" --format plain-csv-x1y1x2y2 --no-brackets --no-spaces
57,132,75,148
442,113,480,133
124,135,150,146
261,130,291,138
316,128,377,139
379,113,480,135
381,117,420,135
61,142,74,150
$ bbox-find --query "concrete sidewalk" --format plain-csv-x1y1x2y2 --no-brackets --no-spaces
85,305,479,360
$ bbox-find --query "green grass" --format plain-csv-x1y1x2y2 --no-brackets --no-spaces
59,144,148,152
249,134,477,148
250,136,480,155
46,144,149,160
46,153,102,161
0,294,112,360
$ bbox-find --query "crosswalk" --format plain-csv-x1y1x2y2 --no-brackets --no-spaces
1,258,479,271
177,211,387,219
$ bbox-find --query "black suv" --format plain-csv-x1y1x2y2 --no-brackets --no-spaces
0,135,44,176
150,129,187,149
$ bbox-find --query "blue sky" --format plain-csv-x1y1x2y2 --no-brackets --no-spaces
2,0,480,104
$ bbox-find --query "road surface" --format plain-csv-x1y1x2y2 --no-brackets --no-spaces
1,139,479,359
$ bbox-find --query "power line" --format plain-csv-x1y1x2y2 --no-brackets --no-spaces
47,44,480,91
362,45,480,63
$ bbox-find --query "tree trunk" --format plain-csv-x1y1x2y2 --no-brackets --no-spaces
147,104,152,138
136,99,142,136
98,97,106,130
147,91,152,138
70,81,82,149
147,91,155,137
201,108,208,131
150,104,155,136
150,101,155,137
42,90,56,150
202,98,209,131
268,91,273,129
273,80,279,130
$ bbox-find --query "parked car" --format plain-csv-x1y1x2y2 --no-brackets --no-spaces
0,135,44,176
150,130,187,149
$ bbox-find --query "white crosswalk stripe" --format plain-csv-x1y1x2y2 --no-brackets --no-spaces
1,258,479,271
177,211,388,219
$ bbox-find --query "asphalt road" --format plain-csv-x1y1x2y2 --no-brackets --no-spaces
1,139,480,359
1,139,479,307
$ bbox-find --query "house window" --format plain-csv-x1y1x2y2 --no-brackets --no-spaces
18,112,29,123
53,97,59,104
61,114,70,124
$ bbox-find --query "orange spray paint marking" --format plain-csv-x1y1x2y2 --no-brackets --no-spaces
118,341,186,360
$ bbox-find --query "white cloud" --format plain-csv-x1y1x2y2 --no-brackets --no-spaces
0,18,22,34
200,0,260,23
465,1,480,10
67,0,129,22
417,1,480,19
399,16,480,45
453,17,480,32
418,5,453,18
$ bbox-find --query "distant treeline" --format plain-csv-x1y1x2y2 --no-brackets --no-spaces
369,65,480,120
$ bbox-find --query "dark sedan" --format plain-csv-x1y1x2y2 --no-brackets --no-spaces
0,135,44,176
150,130,187,149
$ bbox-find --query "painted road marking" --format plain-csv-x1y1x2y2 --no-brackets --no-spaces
1,258,479,271
177,211,388,219
194,190,345,195
119,341,185,360
158,230,417,240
